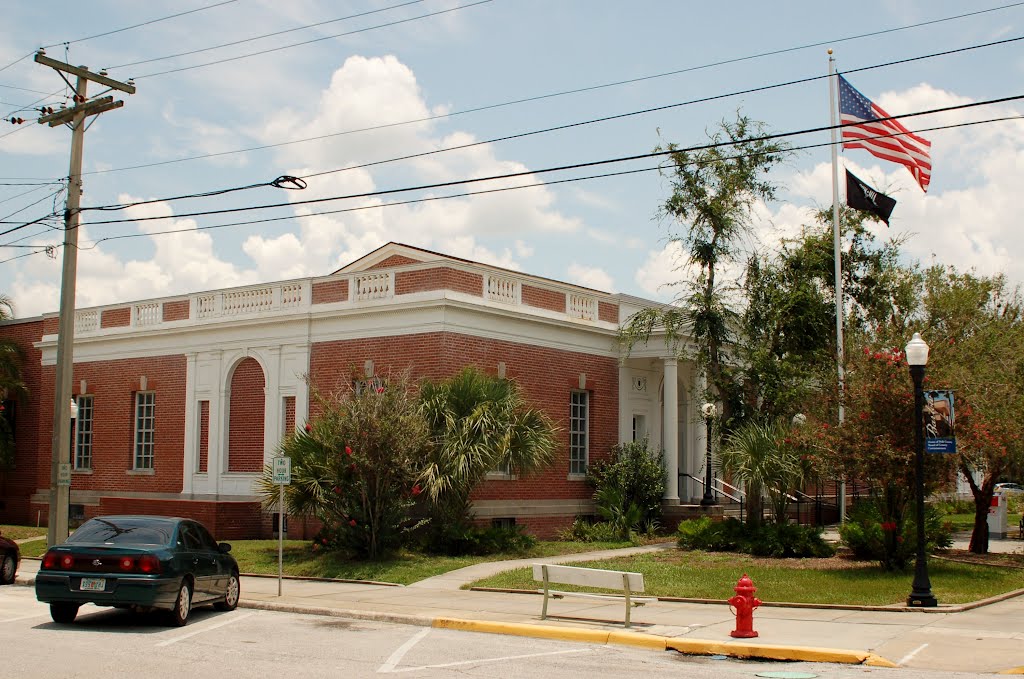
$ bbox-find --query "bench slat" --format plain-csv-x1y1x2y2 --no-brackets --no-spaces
531,564,645,593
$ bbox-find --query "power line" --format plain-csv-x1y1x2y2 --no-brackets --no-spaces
41,0,241,48
131,0,495,80
72,95,1024,229
82,175,307,213
59,114,1020,253
107,0,427,70
68,35,1024,213
76,4,1024,177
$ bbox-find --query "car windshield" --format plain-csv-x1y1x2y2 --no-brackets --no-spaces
66,517,174,546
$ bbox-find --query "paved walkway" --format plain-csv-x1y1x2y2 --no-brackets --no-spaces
13,535,1024,673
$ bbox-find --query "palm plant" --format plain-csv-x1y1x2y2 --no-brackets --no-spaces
718,419,804,525
418,367,558,530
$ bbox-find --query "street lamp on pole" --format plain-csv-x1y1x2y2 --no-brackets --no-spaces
906,332,937,608
700,402,718,507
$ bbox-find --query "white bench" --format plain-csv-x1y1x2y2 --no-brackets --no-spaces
532,564,655,628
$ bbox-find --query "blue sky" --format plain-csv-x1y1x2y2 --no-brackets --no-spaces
0,1,1021,317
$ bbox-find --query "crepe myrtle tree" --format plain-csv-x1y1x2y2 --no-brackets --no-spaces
260,375,430,560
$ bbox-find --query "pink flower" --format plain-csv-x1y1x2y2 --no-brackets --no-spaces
321,538,328,545
304,423,312,432
411,484,422,496
333,486,341,494
349,519,357,527
376,386,385,394
345,446,352,456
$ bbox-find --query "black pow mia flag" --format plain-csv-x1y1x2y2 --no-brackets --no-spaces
845,169,897,225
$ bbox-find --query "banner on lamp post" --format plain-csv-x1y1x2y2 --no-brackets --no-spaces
923,390,956,453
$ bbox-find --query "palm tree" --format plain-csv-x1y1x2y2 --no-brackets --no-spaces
718,419,803,525
418,367,558,529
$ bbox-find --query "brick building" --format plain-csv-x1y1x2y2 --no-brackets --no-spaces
0,243,708,539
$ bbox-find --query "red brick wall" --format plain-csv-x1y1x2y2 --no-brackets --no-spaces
0,319,44,524
598,301,618,323
198,400,209,473
311,279,348,304
283,396,295,436
395,267,483,296
369,254,418,269
43,317,58,335
93,497,262,540
33,356,188,497
228,358,265,472
162,300,190,322
522,285,564,313
100,307,131,328
308,332,618,505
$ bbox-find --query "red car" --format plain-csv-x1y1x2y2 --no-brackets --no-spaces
0,528,19,585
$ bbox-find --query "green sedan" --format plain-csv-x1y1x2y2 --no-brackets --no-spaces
36,515,240,626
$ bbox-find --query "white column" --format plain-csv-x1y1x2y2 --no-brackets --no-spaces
209,351,225,494
263,347,281,467
618,362,631,444
181,352,198,495
663,357,679,501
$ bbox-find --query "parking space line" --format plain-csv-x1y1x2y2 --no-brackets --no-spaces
0,613,47,623
378,628,431,673
898,643,928,665
155,611,257,647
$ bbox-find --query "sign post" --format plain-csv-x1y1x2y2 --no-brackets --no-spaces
272,456,291,597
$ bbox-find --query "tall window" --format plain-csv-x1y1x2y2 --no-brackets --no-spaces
569,390,589,475
74,395,93,470
134,392,155,470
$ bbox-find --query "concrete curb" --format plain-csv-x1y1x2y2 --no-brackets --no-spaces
431,616,898,667
239,598,434,627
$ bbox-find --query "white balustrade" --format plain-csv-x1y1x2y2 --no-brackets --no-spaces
568,294,597,321
133,302,161,327
74,309,99,334
223,287,274,315
353,273,392,301
281,283,303,309
486,274,519,305
195,295,217,319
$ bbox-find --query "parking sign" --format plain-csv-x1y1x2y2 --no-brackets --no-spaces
272,456,291,484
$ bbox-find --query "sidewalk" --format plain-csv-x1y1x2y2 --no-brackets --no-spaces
14,539,1024,673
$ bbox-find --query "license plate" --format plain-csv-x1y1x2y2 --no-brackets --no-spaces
80,577,106,591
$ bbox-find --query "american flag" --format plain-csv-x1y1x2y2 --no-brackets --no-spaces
838,75,932,193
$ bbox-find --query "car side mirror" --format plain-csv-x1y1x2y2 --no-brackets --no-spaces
218,542,232,554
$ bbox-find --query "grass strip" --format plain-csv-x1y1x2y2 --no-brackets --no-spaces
467,549,1024,606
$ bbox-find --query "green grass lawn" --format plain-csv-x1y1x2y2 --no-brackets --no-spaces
468,549,1024,606
228,539,652,585
0,524,47,541
943,513,1022,533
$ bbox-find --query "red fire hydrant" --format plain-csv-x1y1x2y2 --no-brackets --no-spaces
728,573,761,638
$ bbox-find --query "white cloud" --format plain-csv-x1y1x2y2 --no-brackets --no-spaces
567,263,613,292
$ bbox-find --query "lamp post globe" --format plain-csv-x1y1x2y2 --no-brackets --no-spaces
905,332,937,607
700,403,717,507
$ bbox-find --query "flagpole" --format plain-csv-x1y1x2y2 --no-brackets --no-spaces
828,50,847,524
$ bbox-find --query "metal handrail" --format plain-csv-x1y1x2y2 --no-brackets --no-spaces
681,473,745,523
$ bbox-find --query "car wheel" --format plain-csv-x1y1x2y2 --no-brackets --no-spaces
50,602,79,624
214,571,240,612
169,580,192,627
0,553,15,585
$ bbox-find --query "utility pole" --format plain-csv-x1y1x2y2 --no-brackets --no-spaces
36,50,135,548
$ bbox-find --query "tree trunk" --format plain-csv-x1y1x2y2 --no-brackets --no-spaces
969,498,991,554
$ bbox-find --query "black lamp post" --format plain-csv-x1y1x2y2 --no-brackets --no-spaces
906,332,937,608
700,402,717,507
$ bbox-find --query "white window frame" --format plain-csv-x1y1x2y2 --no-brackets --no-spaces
74,395,93,470
134,391,155,470
569,390,589,475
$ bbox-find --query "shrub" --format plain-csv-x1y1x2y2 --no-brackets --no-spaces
420,524,536,556
558,518,630,543
587,438,664,531
839,500,952,569
259,376,429,560
676,517,835,558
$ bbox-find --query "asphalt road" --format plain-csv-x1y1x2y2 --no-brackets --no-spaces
0,586,993,678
